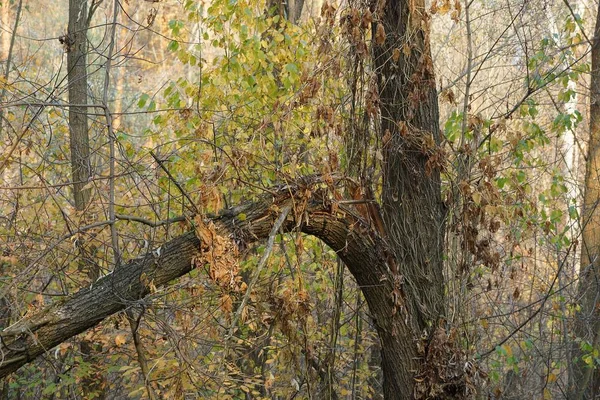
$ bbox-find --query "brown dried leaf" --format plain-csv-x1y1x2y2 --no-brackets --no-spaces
220,294,233,314
361,10,373,28
115,334,127,347
513,287,520,300
375,23,386,45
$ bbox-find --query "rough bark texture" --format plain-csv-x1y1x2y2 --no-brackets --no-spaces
0,0,451,396
570,6,600,399
67,0,91,210
372,0,446,396
0,183,398,382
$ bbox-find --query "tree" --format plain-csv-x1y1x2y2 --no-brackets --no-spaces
0,0,466,398
67,0,91,211
570,3,600,398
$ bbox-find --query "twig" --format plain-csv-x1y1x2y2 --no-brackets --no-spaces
150,151,200,214
0,0,22,135
479,239,575,358
226,205,291,340
126,309,158,400
115,214,187,227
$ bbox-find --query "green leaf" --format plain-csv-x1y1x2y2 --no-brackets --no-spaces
138,93,149,108
168,40,180,52
285,63,299,74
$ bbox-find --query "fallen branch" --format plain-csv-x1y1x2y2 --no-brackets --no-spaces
0,180,393,378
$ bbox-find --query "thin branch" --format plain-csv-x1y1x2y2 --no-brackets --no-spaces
479,238,576,358
115,214,187,227
150,151,200,214
126,309,158,400
561,0,591,45
226,205,292,340
0,0,22,135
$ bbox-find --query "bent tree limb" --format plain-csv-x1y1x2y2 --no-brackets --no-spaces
0,181,403,385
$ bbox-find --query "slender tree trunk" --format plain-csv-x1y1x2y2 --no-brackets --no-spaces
286,0,304,24
67,2,106,398
0,1,10,62
569,5,600,399
68,0,91,211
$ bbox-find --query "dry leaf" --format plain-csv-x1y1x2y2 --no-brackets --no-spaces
115,334,127,346
402,43,411,57
438,0,450,14
375,23,386,45
383,129,392,147
220,294,233,314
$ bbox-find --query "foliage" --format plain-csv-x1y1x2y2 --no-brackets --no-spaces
0,0,599,397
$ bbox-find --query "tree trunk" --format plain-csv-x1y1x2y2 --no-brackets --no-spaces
570,4,600,399
372,0,446,395
0,1,10,62
67,0,91,211
67,2,103,396
0,0,455,397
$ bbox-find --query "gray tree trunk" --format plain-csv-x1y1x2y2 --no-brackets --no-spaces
372,0,446,396
67,0,91,211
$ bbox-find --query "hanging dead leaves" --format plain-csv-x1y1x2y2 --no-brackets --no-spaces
58,34,75,53
429,0,462,23
268,285,311,340
375,23,386,45
320,1,337,26
192,216,246,314
341,7,373,59
452,156,505,274
414,325,481,399
365,77,380,117
388,121,448,176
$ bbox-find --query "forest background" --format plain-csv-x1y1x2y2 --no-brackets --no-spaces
1,0,600,398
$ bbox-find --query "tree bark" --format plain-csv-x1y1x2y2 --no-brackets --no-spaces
570,5,600,399
372,0,446,395
0,0,453,396
0,183,399,381
67,0,91,211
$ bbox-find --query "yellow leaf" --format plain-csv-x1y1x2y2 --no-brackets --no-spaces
402,43,411,57
438,0,450,14
115,334,127,346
